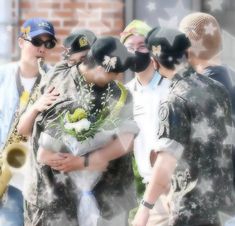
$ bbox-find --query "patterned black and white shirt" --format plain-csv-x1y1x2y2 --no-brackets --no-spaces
156,67,234,226
24,62,138,226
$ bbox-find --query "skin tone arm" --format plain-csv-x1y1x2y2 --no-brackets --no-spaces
132,151,177,226
17,86,60,136
38,133,134,172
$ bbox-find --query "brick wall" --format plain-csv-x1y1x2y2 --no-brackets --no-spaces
19,0,125,63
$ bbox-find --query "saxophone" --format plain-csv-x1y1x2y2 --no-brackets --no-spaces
0,122,28,198
0,58,46,198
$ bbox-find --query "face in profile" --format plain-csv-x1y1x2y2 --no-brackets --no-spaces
66,50,89,67
80,64,117,87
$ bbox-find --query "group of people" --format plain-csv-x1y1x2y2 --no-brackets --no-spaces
0,11,234,226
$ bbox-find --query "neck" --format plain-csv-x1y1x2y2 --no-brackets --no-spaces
190,56,221,74
136,64,155,86
19,59,39,78
159,67,176,80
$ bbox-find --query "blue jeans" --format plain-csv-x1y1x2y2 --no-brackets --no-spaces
0,186,24,226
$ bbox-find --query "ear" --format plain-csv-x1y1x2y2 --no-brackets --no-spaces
18,37,24,49
151,56,158,70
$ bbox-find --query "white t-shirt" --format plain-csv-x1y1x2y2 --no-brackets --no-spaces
20,75,37,92
126,72,171,183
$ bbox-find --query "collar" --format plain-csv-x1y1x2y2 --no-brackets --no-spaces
170,66,195,90
134,72,163,92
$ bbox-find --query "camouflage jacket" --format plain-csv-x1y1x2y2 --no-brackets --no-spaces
157,67,234,226
24,62,138,224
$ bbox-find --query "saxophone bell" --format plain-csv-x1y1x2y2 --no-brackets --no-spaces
5,143,27,169
0,143,27,198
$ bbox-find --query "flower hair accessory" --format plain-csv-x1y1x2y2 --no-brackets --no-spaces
152,45,162,57
102,55,117,72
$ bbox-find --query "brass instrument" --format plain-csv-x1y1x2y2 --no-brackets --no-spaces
0,137,27,198
0,58,45,198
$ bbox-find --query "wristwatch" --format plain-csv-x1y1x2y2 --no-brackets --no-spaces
84,153,89,167
141,200,154,209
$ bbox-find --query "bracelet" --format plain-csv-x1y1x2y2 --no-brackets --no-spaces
84,153,89,168
141,200,154,209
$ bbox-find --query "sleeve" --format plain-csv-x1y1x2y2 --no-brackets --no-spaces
156,97,191,159
36,100,73,153
40,61,69,94
116,91,139,136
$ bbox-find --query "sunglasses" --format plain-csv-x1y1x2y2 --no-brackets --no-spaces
24,38,56,49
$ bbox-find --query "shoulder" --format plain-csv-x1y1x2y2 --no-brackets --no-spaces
125,78,136,92
0,62,18,75
0,61,19,84
113,80,133,104
47,61,70,78
43,61,72,88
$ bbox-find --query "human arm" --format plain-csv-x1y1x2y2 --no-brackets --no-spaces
37,146,66,168
51,132,134,172
132,151,176,226
17,86,59,136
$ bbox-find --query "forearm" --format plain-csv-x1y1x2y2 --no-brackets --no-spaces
87,132,134,170
37,146,54,164
17,106,39,136
143,151,176,205
37,146,66,168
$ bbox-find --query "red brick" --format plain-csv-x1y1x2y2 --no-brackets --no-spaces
113,19,124,29
63,20,79,27
20,2,32,8
88,21,105,27
49,20,61,27
63,2,86,9
52,11,74,18
72,21,86,28
56,28,71,36
88,2,123,10
23,12,49,19
37,2,61,9
102,12,123,19
101,19,112,29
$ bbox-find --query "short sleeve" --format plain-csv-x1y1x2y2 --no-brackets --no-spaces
117,90,139,136
157,97,191,149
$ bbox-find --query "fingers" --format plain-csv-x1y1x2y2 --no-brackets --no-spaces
46,86,55,94
45,86,60,98
36,91,60,112
51,163,71,172
58,153,72,158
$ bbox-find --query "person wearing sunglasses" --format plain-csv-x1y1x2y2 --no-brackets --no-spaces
17,36,139,226
0,17,57,226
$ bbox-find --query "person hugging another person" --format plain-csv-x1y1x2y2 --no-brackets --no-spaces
18,35,139,226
